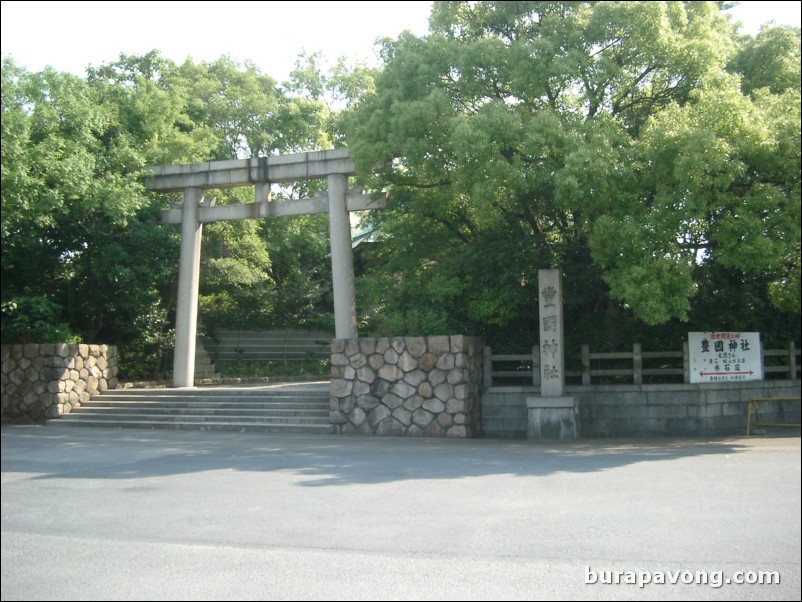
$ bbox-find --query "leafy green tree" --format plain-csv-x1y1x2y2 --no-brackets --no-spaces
730,24,801,96
1,56,184,374
347,1,800,350
286,51,377,145
2,51,347,376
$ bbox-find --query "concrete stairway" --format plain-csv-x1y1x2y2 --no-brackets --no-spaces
47,384,331,434
194,336,220,380
210,330,333,365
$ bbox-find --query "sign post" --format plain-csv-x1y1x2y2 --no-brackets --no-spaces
688,332,763,384
526,269,579,439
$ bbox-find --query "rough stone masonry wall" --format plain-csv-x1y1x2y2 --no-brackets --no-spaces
330,336,484,437
1,344,118,422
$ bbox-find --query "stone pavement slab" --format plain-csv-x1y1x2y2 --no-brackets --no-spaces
2,426,800,600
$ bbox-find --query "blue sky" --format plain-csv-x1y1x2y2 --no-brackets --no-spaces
2,1,800,81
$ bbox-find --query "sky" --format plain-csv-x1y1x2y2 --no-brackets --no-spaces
1,1,801,82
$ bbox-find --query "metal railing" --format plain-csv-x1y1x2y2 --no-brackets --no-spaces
746,397,802,435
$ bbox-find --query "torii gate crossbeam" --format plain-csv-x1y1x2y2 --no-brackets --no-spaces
144,148,384,387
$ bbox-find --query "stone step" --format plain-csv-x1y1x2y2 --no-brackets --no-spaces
59,401,328,413
194,336,218,379
48,419,331,434
106,392,327,398
104,387,329,398
46,384,332,434
76,400,330,411
60,411,328,424
91,392,329,401
208,330,333,363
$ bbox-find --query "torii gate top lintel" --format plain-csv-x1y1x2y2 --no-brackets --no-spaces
144,148,356,192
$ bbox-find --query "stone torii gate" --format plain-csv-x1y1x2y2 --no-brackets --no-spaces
144,148,384,387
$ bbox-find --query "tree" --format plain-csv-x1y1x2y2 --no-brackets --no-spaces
2,52,347,376
346,1,800,349
730,23,801,97
1,56,183,375
286,51,378,145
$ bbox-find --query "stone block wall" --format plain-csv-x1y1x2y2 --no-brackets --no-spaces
482,387,530,438
482,379,800,437
1,344,118,422
576,380,801,437
330,336,484,437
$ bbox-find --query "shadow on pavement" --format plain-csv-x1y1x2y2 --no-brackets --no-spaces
4,425,790,487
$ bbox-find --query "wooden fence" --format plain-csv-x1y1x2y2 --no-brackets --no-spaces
484,342,800,387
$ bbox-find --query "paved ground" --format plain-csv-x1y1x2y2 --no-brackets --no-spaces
2,426,799,601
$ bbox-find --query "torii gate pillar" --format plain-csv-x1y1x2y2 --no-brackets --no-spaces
173,187,204,387
328,173,358,340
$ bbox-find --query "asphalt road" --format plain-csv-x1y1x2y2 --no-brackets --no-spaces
2,426,800,601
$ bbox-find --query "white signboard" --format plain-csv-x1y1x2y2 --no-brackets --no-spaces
688,332,763,384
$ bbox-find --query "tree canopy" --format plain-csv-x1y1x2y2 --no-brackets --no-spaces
1,1,799,379
1,52,353,376
346,1,800,349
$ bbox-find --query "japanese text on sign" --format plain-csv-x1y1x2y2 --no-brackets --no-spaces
688,332,763,384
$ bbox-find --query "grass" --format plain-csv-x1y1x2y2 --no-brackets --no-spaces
217,358,330,379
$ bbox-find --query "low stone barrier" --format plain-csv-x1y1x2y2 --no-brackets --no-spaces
330,336,483,437
482,379,801,437
1,343,118,422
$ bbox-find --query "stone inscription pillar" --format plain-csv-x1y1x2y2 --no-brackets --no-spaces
539,269,565,396
527,269,579,439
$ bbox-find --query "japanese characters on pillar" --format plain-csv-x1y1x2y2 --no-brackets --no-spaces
688,332,763,384
539,269,565,397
